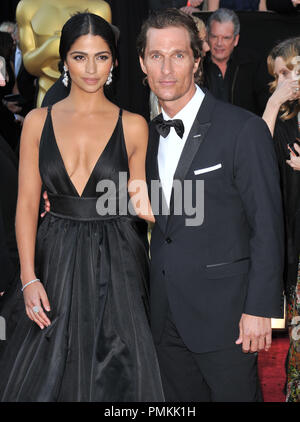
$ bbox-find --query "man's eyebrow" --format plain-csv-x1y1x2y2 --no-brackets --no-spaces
209,33,233,37
147,49,187,54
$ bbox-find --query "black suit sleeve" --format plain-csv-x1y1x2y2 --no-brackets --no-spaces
233,116,284,317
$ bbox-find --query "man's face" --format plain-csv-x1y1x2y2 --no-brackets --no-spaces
139,26,200,111
208,21,239,64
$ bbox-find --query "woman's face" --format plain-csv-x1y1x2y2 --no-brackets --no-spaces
65,33,113,92
274,56,300,86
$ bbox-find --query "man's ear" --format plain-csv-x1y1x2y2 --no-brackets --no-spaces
139,56,147,75
234,34,240,47
193,56,201,75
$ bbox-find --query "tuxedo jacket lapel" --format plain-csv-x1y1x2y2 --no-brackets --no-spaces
168,92,215,219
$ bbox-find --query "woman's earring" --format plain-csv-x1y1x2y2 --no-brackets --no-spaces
105,66,113,86
62,65,69,87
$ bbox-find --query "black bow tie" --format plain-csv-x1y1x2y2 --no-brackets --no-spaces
153,115,184,139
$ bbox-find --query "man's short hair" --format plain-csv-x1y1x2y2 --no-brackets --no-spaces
207,8,240,37
136,8,202,61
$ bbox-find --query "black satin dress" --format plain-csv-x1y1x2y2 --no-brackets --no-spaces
0,106,164,402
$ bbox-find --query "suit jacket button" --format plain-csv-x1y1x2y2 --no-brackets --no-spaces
165,237,172,244
162,270,165,276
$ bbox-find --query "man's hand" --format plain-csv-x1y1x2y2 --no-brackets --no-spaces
235,313,272,353
3,100,22,114
40,191,50,218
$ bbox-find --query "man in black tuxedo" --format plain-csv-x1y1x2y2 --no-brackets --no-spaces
137,8,284,401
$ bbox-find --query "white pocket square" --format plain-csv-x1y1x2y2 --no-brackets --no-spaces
194,164,222,175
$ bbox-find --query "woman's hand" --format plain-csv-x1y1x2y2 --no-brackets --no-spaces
262,79,300,136
271,79,300,107
22,281,51,329
286,143,300,171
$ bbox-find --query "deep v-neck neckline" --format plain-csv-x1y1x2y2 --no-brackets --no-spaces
48,107,120,197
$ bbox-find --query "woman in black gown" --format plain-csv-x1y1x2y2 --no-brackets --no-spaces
262,37,300,402
0,12,164,402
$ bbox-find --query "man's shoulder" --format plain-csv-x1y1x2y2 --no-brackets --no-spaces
214,98,255,118
201,94,268,141
203,91,257,125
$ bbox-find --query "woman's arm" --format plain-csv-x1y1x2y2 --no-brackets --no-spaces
16,108,51,329
207,0,220,11
123,112,155,223
262,79,300,136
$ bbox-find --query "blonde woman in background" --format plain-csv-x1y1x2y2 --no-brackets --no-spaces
262,37,300,402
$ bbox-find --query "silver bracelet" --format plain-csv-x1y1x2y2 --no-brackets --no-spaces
21,278,40,292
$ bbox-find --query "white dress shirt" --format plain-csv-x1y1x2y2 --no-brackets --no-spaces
157,84,205,206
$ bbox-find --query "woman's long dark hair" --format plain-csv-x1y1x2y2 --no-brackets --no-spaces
58,12,118,94
59,12,117,64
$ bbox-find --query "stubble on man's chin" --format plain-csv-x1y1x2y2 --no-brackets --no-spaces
156,85,196,107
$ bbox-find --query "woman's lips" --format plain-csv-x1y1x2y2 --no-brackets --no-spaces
82,78,99,85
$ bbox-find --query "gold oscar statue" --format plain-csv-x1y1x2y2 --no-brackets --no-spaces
16,0,112,107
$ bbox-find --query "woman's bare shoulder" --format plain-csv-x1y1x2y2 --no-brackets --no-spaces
122,110,148,139
22,107,49,144
122,110,149,151
24,107,48,125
